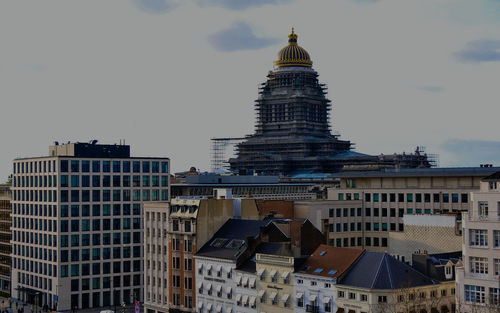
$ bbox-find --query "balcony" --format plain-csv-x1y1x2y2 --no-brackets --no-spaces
306,305,319,313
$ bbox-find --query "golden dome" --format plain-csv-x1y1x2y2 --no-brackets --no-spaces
274,28,313,68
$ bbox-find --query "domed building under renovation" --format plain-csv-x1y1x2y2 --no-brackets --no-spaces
229,29,432,175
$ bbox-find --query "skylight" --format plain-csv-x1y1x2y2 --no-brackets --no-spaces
211,238,228,248
319,251,326,256
314,268,323,273
328,270,337,275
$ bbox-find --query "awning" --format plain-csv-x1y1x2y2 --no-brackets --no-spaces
216,305,222,313
242,276,249,286
281,271,290,279
249,296,256,306
235,294,242,302
226,308,232,313
258,290,266,298
270,292,277,300
323,297,331,304
197,264,203,270
206,283,212,291
197,282,203,289
295,293,303,299
216,285,222,292
249,277,256,288
269,269,277,277
242,295,249,305
207,264,212,271
257,268,265,276
281,294,290,302
206,303,212,311
226,286,232,294
235,276,242,284
216,265,222,272
309,295,317,302
197,302,203,309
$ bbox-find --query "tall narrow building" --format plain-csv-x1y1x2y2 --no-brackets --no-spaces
11,141,170,311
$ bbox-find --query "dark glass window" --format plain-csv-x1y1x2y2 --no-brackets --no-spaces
103,161,110,172
133,161,140,173
113,161,121,173
92,161,100,172
82,161,90,172
161,162,168,173
71,160,79,172
60,160,68,173
123,161,130,173
142,161,150,173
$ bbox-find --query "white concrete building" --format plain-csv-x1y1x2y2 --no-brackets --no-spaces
11,142,170,311
456,172,500,312
194,220,271,313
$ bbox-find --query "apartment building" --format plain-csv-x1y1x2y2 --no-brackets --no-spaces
456,172,500,312
0,184,11,292
143,191,268,313
294,245,364,313
11,141,170,311
336,252,456,313
324,167,500,252
194,219,287,313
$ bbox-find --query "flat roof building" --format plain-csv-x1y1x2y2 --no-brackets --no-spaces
11,141,170,311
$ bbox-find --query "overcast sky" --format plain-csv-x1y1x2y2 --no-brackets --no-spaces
1,0,500,181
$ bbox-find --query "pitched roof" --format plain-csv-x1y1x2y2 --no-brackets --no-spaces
340,252,436,289
196,219,270,260
482,171,500,181
297,245,364,279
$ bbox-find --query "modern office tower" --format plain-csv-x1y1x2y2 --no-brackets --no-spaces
456,172,500,312
0,184,11,292
10,141,170,311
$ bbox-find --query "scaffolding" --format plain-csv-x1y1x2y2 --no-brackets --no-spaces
210,137,246,172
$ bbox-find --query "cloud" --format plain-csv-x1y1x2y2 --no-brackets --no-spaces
208,22,279,52
441,139,500,166
197,0,293,10
416,85,445,93
455,40,500,63
132,0,177,14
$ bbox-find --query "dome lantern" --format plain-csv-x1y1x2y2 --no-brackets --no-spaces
274,28,313,68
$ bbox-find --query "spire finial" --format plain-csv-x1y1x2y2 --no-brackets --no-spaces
288,27,298,44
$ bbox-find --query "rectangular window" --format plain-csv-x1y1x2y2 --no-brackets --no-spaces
470,229,488,247
465,285,485,303
479,201,489,217
470,257,488,275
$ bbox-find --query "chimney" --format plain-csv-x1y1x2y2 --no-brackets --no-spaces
289,220,302,257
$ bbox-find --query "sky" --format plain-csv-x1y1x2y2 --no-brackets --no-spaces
1,0,500,181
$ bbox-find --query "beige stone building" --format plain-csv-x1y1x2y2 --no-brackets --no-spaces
336,251,456,313
456,172,500,312
256,253,296,313
323,167,499,252
388,214,462,264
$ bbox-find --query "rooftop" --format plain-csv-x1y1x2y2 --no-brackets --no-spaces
297,245,364,279
341,252,436,289
196,219,271,260
335,166,500,178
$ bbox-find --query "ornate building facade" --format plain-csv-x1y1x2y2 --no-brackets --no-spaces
230,30,432,175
